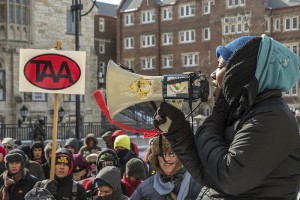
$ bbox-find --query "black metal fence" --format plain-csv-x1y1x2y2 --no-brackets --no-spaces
0,120,154,141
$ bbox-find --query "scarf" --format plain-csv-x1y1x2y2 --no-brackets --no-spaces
0,169,26,200
153,169,191,200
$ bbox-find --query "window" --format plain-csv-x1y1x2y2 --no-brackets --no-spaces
124,58,134,69
182,52,199,67
98,62,105,86
203,2,212,15
162,55,173,68
24,93,47,101
222,15,249,35
162,7,172,21
292,16,298,30
9,0,28,25
99,18,105,32
141,57,155,70
67,10,81,34
124,37,134,49
284,83,298,96
265,18,270,32
284,16,298,31
63,94,84,102
99,41,105,54
227,0,245,8
162,32,173,45
141,35,155,48
179,3,195,18
285,17,291,31
285,43,299,55
179,30,195,43
124,13,134,26
0,69,5,101
224,25,229,34
141,10,155,24
274,18,280,31
203,28,210,40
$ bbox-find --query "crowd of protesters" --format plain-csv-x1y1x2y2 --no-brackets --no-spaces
0,130,201,200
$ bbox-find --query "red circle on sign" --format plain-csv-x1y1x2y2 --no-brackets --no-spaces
24,54,81,90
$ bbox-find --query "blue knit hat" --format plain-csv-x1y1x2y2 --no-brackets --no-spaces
256,34,300,93
216,36,256,62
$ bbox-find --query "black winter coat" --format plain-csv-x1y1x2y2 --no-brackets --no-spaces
165,90,300,199
0,170,38,200
35,176,87,200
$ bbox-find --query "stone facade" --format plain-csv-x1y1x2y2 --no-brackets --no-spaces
0,0,99,125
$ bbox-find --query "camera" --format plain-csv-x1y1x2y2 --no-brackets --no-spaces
162,72,209,102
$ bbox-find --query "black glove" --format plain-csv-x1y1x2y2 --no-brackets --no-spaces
44,180,58,196
153,102,187,134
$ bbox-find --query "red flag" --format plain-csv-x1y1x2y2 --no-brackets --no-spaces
93,90,160,138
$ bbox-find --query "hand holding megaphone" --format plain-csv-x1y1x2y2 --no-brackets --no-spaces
154,102,192,136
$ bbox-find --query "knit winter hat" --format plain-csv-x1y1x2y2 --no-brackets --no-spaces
110,130,125,146
101,131,113,142
5,149,27,169
73,153,91,170
114,135,130,150
2,138,14,148
256,34,300,93
55,148,74,176
0,145,6,158
216,36,256,62
126,158,147,180
148,136,183,175
86,153,98,163
96,149,119,172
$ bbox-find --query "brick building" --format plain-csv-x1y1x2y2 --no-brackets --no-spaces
116,0,300,117
95,2,117,89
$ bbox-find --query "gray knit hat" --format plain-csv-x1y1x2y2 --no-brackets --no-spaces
125,158,147,180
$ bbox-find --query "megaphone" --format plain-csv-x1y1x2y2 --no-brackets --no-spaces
106,60,209,118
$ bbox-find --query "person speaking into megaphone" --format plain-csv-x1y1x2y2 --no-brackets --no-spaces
153,34,300,199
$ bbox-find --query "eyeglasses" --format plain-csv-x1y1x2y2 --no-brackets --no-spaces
162,152,176,158
89,162,96,165
4,145,12,150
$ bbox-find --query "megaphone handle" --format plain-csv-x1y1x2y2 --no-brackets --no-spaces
158,100,183,133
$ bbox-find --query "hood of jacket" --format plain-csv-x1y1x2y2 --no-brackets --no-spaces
84,133,98,146
94,166,123,198
64,138,79,153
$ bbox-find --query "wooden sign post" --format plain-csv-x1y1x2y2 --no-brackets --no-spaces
19,44,86,180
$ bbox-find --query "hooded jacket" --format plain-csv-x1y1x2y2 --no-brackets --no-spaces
65,138,80,154
35,148,87,200
163,36,300,199
30,141,46,165
80,134,101,158
93,166,128,200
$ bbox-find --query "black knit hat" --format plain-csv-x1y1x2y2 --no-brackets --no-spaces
5,149,27,169
125,158,147,180
55,148,74,176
